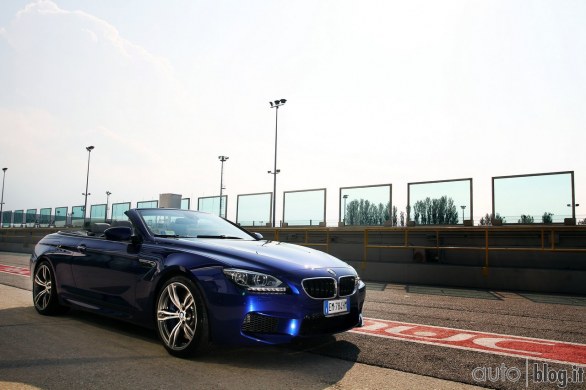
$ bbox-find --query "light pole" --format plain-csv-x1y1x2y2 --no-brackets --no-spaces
83,146,94,225
343,194,349,225
106,191,112,222
269,98,286,227
460,205,466,224
0,168,7,228
218,156,229,218
82,192,91,220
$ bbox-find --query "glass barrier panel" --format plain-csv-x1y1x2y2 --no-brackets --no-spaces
1,211,11,227
408,179,472,225
39,208,52,227
71,206,84,227
54,207,68,227
26,209,37,227
198,196,227,218
90,204,107,224
283,189,326,227
340,184,392,226
181,198,190,210
493,172,573,224
112,202,130,222
13,210,24,227
137,200,158,208
236,193,272,227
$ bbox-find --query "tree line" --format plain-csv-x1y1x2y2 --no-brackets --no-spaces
344,195,460,226
344,199,392,226
344,198,576,226
410,196,459,225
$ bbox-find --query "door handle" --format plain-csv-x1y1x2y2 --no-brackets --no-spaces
76,244,87,253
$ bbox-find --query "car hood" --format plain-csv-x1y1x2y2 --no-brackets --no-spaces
163,238,353,274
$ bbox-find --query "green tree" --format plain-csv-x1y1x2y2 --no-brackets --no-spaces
479,213,505,226
344,199,391,226
541,212,553,224
412,196,459,225
359,199,370,224
346,200,359,225
518,214,534,224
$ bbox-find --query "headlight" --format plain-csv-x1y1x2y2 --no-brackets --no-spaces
223,268,288,293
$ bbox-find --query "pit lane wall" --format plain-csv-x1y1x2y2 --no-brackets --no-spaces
0,228,59,253
253,225,586,295
2,225,585,295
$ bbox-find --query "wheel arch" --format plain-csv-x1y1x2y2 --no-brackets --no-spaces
32,255,56,277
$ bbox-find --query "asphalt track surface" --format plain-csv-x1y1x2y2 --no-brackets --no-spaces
1,252,585,390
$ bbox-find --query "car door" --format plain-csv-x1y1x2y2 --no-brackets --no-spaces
70,235,152,317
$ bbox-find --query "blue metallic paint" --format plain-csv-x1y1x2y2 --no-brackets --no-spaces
31,208,366,346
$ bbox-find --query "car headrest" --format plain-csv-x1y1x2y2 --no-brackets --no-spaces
112,220,132,228
91,223,111,234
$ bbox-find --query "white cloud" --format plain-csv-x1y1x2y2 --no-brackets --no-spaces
1,0,177,115
0,0,190,210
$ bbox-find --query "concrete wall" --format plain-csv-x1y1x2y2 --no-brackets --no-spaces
345,261,586,295
253,226,586,295
0,228,59,254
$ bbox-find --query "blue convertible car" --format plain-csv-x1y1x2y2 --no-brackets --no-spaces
31,208,366,357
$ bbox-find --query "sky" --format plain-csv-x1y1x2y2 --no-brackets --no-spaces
0,0,585,224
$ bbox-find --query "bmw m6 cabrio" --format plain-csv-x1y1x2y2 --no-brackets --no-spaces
31,208,366,357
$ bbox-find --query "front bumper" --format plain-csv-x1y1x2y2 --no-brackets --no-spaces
192,267,367,345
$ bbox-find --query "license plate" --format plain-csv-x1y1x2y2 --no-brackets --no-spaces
324,298,349,316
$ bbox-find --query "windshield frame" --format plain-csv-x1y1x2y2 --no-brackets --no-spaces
135,208,256,241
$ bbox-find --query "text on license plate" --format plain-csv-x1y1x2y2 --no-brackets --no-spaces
324,298,349,316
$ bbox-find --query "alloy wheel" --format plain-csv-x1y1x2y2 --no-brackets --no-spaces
34,263,52,311
157,282,197,351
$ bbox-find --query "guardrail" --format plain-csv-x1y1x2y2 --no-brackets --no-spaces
362,225,586,273
254,225,586,272
259,228,331,252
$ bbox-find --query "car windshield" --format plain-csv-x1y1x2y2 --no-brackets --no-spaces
137,209,254,240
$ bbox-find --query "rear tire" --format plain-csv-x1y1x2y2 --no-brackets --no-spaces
155,276,209,357
32,261,69,315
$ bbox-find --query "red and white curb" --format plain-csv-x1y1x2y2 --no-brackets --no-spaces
0,264,30,277
351,318,586,366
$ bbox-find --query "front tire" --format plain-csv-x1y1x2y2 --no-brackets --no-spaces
156,276,209,357
32,261,68,315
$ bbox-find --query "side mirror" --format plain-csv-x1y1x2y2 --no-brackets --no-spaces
252,232,263,240
104,226,133,241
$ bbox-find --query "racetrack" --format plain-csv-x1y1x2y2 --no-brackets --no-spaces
1,252,585,389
